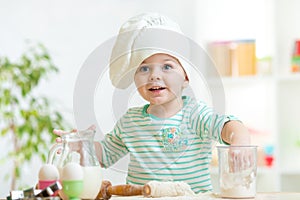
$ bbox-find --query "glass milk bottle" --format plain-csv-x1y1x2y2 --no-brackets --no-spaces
48,129,102,199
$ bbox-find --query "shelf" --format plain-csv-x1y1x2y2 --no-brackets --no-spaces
280,169,300,175
213,73,300,84
206,75,274,87
277,73,300,82
221,75,274,85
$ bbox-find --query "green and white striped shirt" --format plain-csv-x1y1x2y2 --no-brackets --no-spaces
100,96,235,193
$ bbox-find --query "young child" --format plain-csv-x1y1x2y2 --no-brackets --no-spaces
55,13,250,194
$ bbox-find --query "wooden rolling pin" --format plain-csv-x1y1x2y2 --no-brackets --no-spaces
97,180,151,200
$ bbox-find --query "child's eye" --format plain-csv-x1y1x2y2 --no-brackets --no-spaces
162,64,173,71
138,66,150,72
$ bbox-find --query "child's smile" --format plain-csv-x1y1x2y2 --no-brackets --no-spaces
148,85,166,95
148,86,166,91
134,53,189,117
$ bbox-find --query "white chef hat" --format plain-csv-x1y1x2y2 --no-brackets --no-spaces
109,13,191,89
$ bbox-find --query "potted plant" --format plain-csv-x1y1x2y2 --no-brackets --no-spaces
0,42,70,190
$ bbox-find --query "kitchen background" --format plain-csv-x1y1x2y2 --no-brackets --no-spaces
1,0,300,197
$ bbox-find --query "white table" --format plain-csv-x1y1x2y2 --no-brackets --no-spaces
110,192,300,200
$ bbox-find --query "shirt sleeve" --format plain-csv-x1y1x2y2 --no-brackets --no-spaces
100,119,129,168
189,101,239,144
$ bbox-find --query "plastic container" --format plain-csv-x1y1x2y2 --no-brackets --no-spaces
217,145,257,198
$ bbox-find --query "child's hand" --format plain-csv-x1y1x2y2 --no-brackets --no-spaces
53,125,96,142
52,125,96,153
228,146,255,172
53,129,77,143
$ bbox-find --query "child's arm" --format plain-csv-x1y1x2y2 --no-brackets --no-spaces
94,141,104,167
221,120,251,145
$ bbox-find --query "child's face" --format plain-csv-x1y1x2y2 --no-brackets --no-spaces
134,53,189,106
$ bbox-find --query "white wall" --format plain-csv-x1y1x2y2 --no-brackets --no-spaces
194,0,275,58
0,0,197,123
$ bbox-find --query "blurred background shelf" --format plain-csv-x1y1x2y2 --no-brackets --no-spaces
277,73,300,82
221,75,275,85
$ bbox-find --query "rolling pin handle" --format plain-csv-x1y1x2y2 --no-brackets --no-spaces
143,184,151,197
96,180,112,200
107,184,143,196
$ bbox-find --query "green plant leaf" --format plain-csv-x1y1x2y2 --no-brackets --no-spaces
0,127,9,136
0,42,71,190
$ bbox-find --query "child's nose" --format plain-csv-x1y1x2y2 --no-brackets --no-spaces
149,68,162,81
